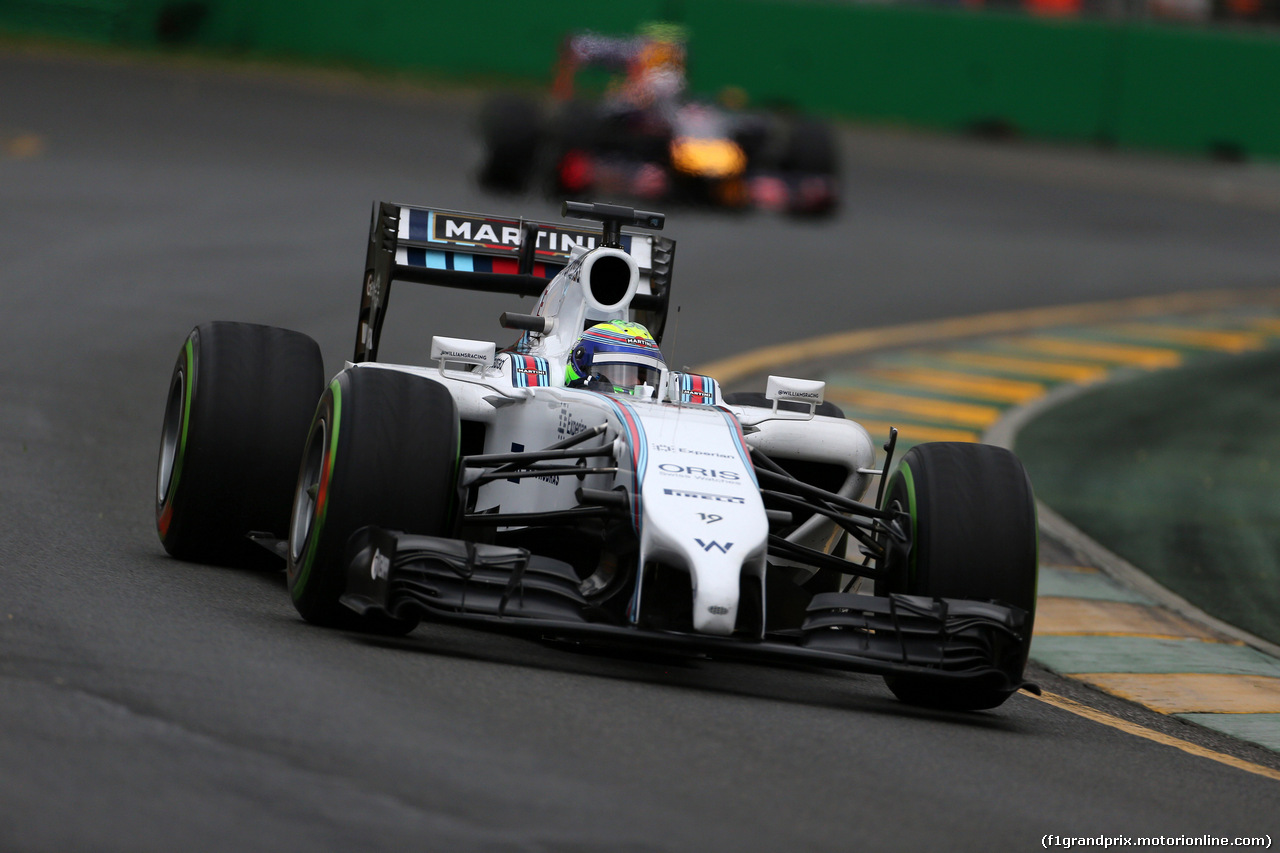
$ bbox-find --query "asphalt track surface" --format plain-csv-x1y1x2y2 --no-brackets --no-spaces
2,47,1279,851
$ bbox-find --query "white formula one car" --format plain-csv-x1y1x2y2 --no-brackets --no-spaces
155,200,1040,710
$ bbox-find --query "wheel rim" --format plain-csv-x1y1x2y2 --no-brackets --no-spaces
290,417,327,564
157,367,185,506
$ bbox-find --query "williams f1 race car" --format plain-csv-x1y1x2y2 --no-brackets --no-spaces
155,200,1038,711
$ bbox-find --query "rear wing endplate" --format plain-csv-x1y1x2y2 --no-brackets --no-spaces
354,201,676,363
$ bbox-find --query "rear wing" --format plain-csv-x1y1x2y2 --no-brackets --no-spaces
354,201,676,363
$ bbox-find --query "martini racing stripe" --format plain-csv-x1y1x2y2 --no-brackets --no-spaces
677,372,719,405
603,396,649,625
583,326,661,352
398,246,561,278
603,396,647,534
507,354,551,387
393,207,582,278
418,250,472,271
403,207,429,241
715,406,758,488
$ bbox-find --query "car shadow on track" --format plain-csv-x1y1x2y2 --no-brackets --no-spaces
344,621,1036,734
202,559,1037,732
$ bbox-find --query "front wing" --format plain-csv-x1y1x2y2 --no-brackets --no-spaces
341,527,1038,695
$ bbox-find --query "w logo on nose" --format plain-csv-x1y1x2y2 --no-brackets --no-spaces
695,539,733,553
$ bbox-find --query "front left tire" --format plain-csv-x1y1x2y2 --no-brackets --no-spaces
875,442,1039,711
286,367,460,631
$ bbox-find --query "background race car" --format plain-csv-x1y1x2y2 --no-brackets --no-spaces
478,23,840,216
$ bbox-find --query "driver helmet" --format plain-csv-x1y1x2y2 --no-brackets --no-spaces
565,321,665,395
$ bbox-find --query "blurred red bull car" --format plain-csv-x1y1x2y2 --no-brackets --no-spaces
478,24,839,216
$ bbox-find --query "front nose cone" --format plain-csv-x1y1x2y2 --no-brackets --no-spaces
691,566,739,635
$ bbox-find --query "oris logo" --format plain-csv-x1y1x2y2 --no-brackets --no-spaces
658,464,740,481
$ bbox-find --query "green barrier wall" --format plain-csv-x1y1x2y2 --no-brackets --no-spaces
681,1,1124,144
1114,24,1280,158
185,1,670,80
4,0,1280,161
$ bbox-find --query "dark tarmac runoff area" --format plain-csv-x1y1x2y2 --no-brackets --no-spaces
1017,348,1280,647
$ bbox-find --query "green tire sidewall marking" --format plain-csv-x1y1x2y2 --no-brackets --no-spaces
162,336,196,522
895,454,1038,606
898,462,919,588
292,378,342,601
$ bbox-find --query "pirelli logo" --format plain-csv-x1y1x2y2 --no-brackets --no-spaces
663,488,745,504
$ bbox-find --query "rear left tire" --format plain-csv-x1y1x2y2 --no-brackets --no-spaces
156,321,324,565
478,94,544,193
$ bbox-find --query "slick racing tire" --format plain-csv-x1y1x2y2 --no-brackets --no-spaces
549,99,604,197
780,118,838,177
156,322,324,566
553,99,603,153
286,367,459,633
783,119,839,217
478,94,543,193
722,391,846,420
875,442,1038,711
